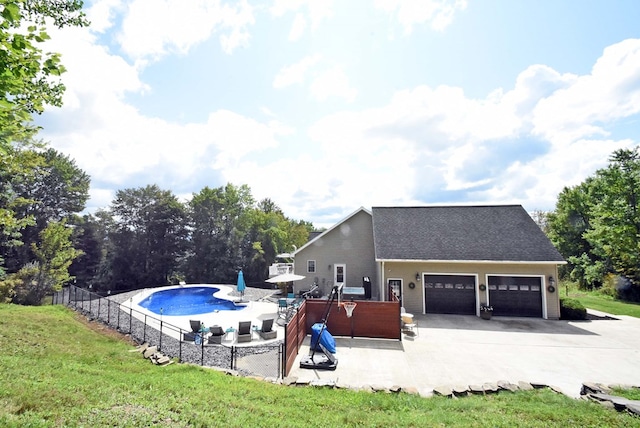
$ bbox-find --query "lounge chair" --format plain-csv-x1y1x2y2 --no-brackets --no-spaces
190,319,202,333
184,319,203,342
237,321,252,343
208,325,225,344
258,318,277,340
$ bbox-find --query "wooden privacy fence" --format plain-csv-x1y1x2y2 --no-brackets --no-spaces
305,299,402,339
283,300,307,376
283,299,401,376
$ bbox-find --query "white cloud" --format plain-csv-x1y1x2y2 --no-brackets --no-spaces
116,0,255,61
289,13,307,41
533,39,640,144
270,0,333,39
375,0,467,34
273,54,322,88
309,66,357,102
85,0,125,33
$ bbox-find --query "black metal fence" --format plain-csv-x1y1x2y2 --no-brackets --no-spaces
53,286,283,379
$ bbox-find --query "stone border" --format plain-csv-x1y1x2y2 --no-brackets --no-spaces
581,382,640,416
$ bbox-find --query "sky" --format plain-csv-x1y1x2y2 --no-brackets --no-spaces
38,0,640,229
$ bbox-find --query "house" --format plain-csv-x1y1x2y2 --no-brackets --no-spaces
293,205,566,319
292,207,377,299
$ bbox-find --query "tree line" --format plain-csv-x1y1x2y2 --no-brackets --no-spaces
547,148,640,301
0,145,313,303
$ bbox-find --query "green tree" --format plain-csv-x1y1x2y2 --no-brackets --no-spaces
548,148,640,298
12,219,81,304
586,149,640,295
242,198,312,282
108,185,188,290
0,0,87,148
185,183,254,283
547,179,605,288
0,139,42,276
4,147,89,272
67,213,104,289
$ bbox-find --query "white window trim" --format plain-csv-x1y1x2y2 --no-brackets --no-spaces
307,260,316,273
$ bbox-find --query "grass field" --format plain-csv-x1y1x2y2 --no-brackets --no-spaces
1,304,638,427
565,282,640,318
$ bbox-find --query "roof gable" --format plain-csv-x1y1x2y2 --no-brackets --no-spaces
372,205,565,263
293,207,372,256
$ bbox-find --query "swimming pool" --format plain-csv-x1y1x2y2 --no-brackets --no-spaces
138,286,245,316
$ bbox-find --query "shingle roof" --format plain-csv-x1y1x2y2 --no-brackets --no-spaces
372,205,565,263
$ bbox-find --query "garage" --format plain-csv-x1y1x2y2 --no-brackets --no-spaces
424,274,476,315
488,276,542,317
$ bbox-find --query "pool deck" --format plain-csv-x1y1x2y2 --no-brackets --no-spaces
116,284,284,345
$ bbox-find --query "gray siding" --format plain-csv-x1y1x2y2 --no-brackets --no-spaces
294,210,377,298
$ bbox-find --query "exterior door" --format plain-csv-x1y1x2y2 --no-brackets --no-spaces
388,279,401,302
424,274,476,315
488,276,542,317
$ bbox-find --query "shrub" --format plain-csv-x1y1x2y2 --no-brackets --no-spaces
560,297,587,320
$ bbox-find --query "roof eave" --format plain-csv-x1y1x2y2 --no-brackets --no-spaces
375,259,567,265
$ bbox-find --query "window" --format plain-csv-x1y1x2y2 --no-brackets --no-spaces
307,260,316,273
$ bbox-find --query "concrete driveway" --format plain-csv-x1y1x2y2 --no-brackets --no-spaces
287,310,640,397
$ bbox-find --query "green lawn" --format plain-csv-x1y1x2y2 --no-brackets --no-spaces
1,304,639,427
568,290,640,318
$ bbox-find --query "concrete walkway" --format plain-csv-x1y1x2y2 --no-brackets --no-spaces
287,310,640,397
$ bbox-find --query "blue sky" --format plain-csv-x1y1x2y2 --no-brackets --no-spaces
39,0,640,228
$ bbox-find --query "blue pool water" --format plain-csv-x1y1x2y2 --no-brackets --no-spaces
138,286,244,316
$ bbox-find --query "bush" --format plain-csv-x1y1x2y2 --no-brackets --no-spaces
560,297,587,320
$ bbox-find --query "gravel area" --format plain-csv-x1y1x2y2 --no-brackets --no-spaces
54,286,284,378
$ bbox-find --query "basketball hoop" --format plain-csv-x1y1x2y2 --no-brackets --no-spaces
342,301,357,318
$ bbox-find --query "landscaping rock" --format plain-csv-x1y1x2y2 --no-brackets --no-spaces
143,346,158,359
401,387,419,395
518,381,533,391
581,382,612,395
156,355,171,365
452,385,468,396
626,402,640,416
530,382,548,389
389,385,402,393
497,380,519,392
282,376,297,386
549,385,564,395
433,385,453,397
469,384,484,395
589,394,631,411
483,383,499,394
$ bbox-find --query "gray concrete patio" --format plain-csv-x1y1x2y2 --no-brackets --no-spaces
287,310,640,397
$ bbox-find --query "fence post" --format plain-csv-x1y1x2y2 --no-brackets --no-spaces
231,346,236,371
159,308,163,351
97,295,101,321
200,333,205,366
129,298,133,334
143,314,147,343
279,342,283,378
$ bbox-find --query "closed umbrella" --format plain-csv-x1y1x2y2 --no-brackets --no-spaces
237,270,246,301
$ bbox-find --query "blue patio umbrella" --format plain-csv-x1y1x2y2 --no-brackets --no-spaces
237,270,246,300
